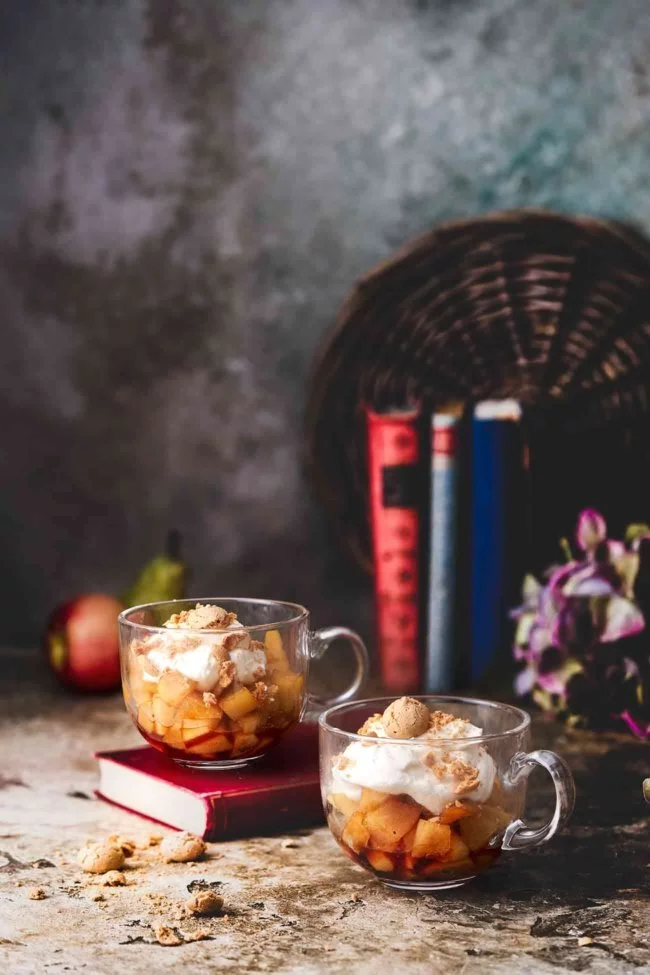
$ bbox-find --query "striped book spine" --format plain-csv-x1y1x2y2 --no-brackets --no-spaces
366,407,422,693
425,407,462,692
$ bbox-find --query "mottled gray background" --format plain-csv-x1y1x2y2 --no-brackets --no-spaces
2,0,650,647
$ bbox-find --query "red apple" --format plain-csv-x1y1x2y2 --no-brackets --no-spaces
44,593,123,692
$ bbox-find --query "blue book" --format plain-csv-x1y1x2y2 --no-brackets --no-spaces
470,400,523,681
425,406,462,692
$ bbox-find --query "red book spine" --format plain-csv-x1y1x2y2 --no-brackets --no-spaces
366,407,422,692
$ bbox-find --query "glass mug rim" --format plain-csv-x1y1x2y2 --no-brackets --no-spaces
118,596,310,635
319,694,531,746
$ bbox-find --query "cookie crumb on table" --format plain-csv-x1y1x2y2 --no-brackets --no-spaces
160,832,206,863
185,890,224,916
77,842,126,875
152,923,183,946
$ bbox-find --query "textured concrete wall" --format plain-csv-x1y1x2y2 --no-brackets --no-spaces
2,0,650,645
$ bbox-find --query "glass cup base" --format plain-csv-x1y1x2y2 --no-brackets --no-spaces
172,752,267,771
380,875,476,893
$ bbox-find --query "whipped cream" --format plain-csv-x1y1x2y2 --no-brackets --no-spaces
139,623,268,691
331,715,496,815
229,647,267,684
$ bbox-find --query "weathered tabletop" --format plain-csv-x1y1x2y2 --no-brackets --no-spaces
1,648,648,975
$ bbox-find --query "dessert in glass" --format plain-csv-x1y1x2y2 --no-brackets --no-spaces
320,695,575,890
119,598,368,769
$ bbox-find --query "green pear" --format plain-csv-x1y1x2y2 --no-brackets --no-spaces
123,531,188,607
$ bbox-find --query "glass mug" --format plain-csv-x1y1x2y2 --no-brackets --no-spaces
119,597,368,769
320,696,575,891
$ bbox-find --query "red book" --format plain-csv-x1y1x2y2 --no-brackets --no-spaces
366,406,422,692
96,724,323,840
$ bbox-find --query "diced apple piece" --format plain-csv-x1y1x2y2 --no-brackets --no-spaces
152,695,177,729
411,818,452,859
419,859,448,876
163,724,186,750
157,671,194,707
236,711,262,734
181,693,223,728
185,732,232,756
403,854,417,872
439,801,473,825
458,804,512,852
420,857,473,876
401,824,418,853
446,832,470,862
364,797,421,852
128,659,155,705
181,716,221,743
329,793,360,818
220,686,258,720
357,788,390,813
275,673,304,714
264,629,291,674
137,701,157,736
232,733,260,756
341,811,370,853
366,850,394,873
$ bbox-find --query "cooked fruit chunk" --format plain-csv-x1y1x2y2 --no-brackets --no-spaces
420,857,473,876
137,701,157,735
152,695,177,729
232,733,260,755
401,824,418,853
157,671,194,707
220,687,258,720
357,788,390,813
439,801,473,825
411,818,452,859
403,854,417,872
364,797,421,851
458,804,512,852
366,850,394,873
329,793,360,818
237,711,262,734
181,693,223,728
128,659,155,704
275,673,304,713
264,630,291,674
446,832,470,862
341,811,370,852
163,724,186,750
184,732,231,756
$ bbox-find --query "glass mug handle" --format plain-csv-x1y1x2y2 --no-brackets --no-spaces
502,749,576,851
307,626,369,708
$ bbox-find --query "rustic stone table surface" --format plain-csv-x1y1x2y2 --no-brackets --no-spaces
1,648,649,975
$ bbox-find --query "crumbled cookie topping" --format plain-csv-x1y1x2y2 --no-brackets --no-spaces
428,710,458,734
425,753,480,795
27,887,47,900
357,713,382,736
164,604,237,631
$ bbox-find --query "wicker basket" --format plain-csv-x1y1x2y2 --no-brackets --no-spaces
305,210,650,570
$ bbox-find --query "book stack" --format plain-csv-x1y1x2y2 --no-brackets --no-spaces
366,400,528,693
